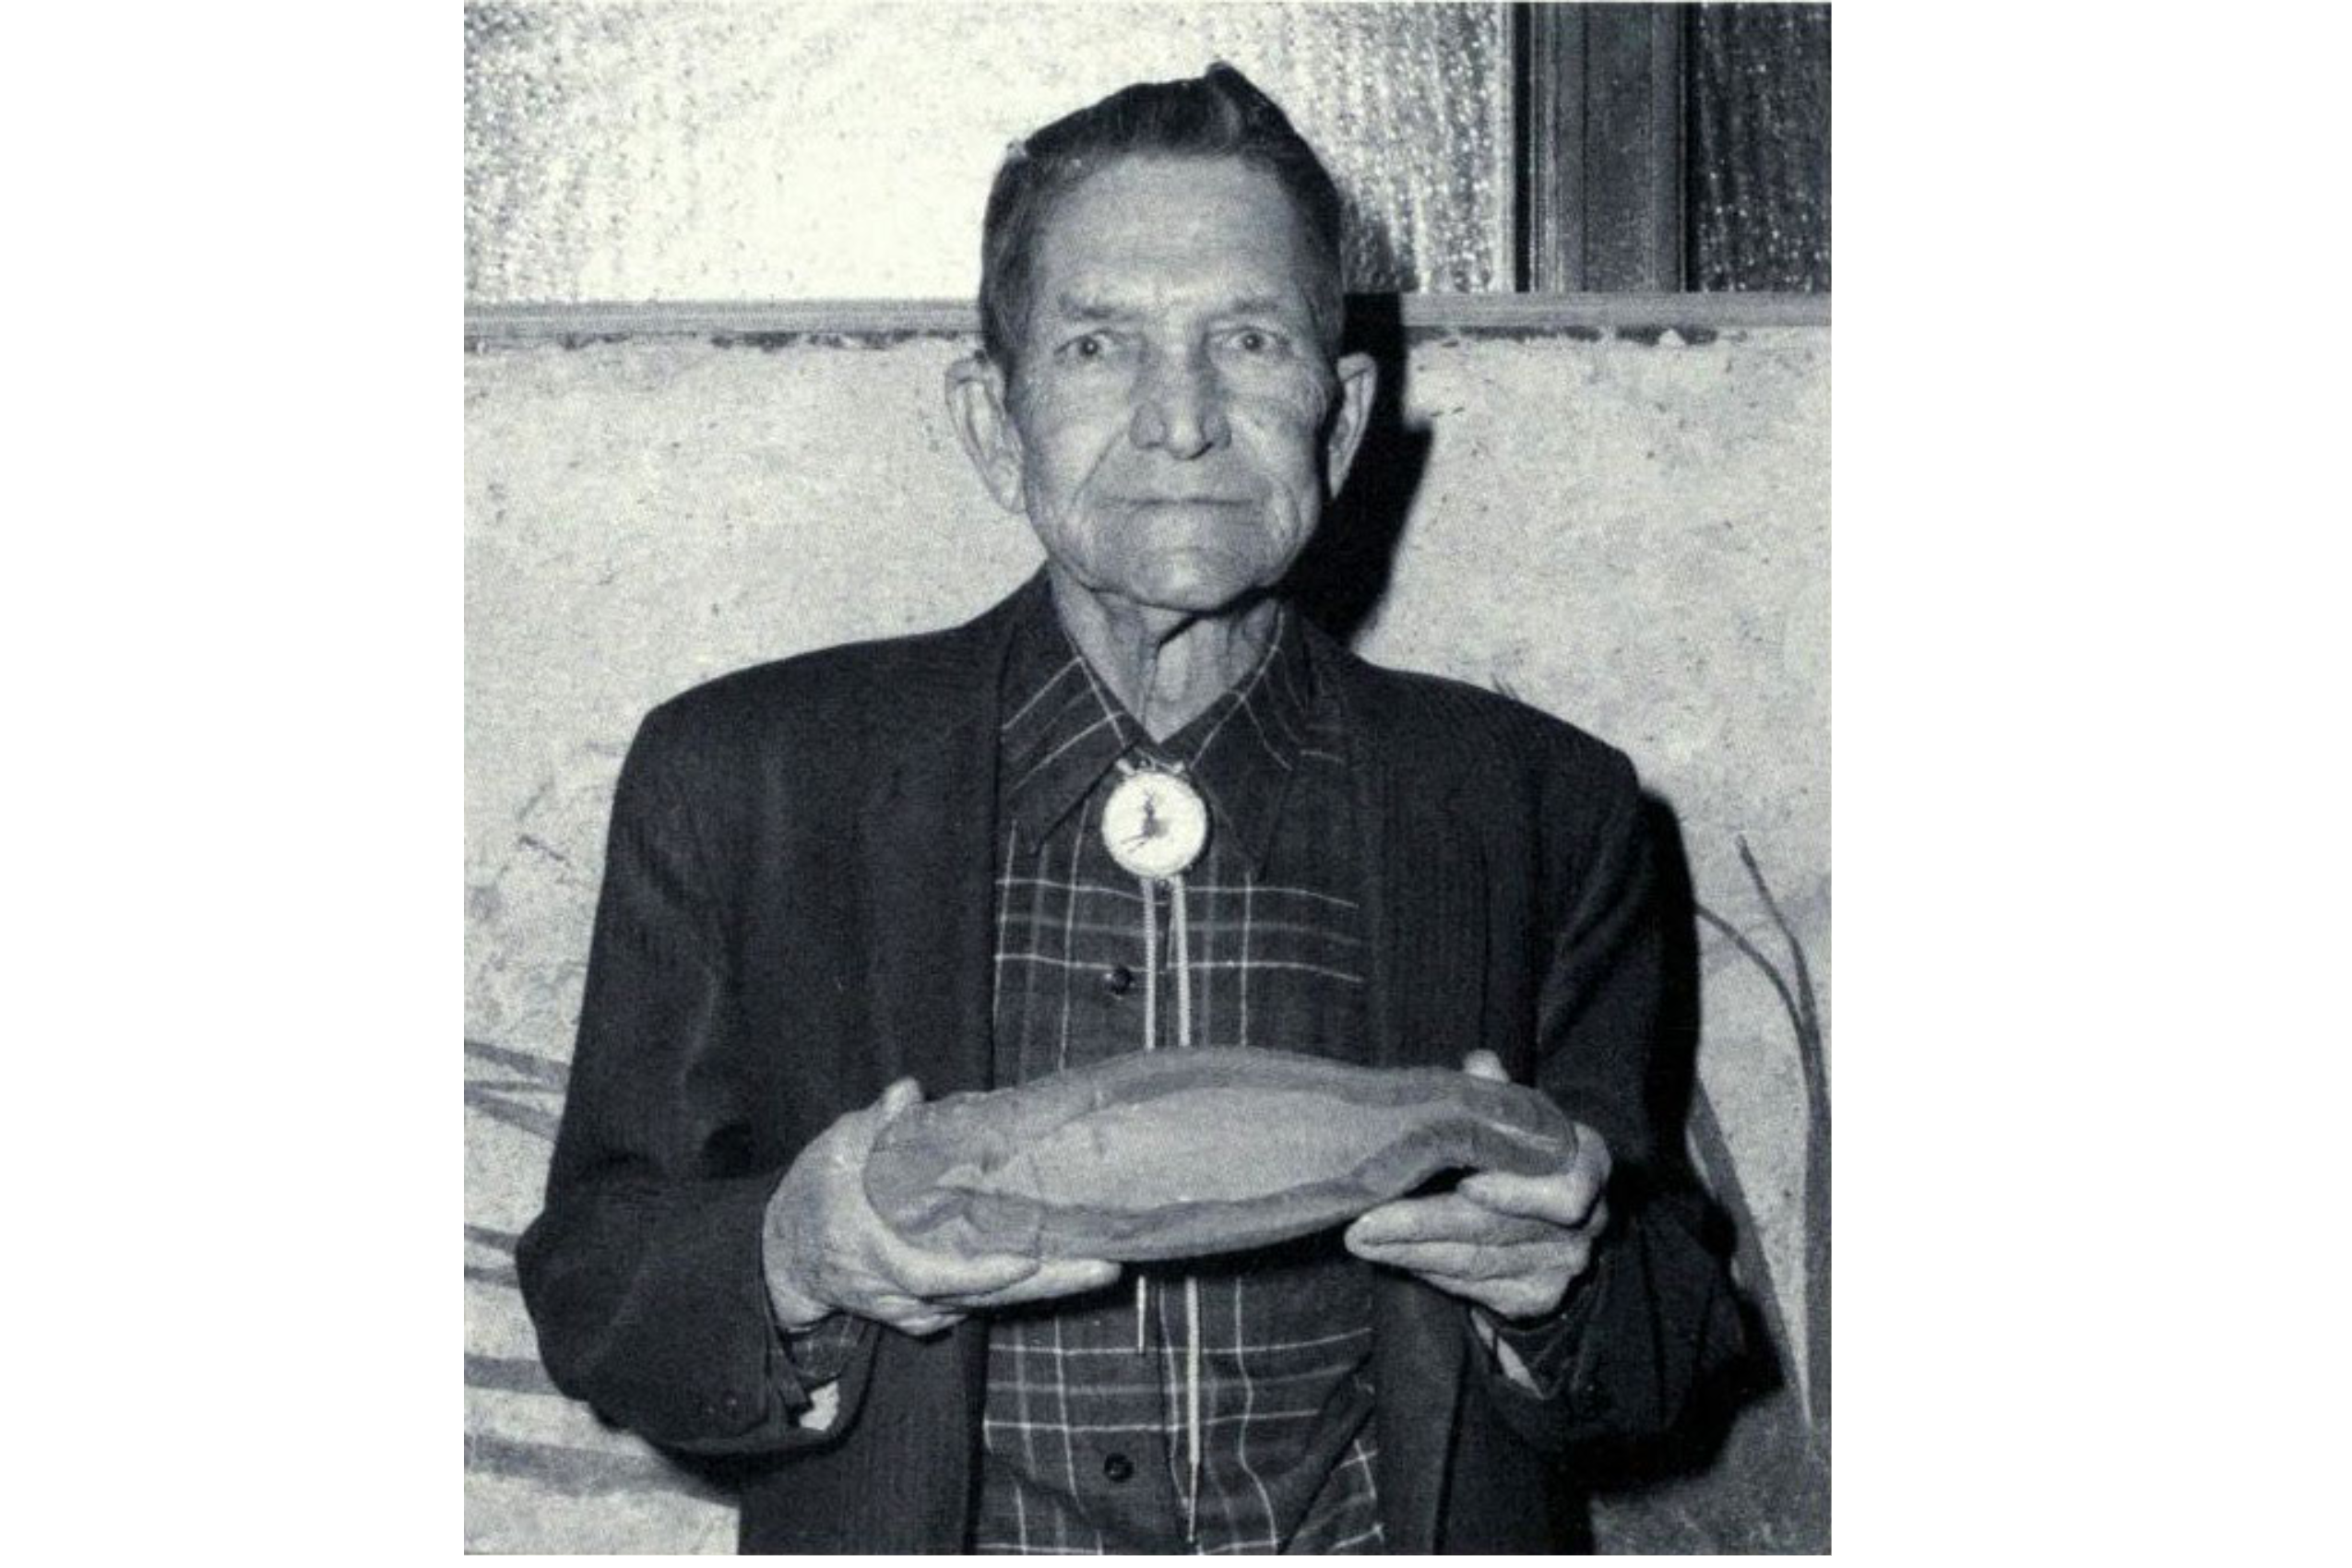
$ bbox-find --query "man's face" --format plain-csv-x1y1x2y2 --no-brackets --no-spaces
952,156,1376,619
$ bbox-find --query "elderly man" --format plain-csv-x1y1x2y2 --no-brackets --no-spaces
518,65,1739,1554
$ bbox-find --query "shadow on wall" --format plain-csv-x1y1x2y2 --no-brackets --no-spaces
1284,291,1431,646
1576,808,1833,1551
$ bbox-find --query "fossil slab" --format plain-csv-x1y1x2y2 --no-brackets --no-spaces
864,1048,1578,1262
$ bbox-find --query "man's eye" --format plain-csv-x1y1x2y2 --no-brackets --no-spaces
1063,334,1110,360
1226,328,1281,355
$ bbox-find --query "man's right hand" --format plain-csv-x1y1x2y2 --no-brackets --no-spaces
763,1077,1121,1337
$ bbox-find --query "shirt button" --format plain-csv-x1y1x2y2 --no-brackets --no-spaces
1101,1452,1134,1483
1102,965,1135,996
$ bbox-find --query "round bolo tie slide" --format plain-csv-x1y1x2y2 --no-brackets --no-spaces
1101,764,1209,880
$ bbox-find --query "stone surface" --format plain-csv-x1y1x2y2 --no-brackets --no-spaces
465,324,1829,1551
868,1049,1580,1262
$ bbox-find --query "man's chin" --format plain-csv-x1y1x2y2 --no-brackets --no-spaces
1117,569,1273,622
1053,552,1278,622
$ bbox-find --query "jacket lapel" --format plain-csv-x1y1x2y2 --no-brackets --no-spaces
855,712,1000,1098
1328,640,1488,1074
851,585,1039,1100
1324,641,1488,1552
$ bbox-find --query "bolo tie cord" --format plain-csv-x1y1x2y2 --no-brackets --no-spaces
1133,864,1204,1540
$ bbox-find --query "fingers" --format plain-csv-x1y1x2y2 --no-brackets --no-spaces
880,1238,1043,1301
1346,1194,1468,1247
873,1256,1120,1333
824,1246,1034,1331
1346,1229,1588,1320
822,1243,1033,1328
1346,1160,1608,1321
870,1216,1111,1306
864,1292,962,1337
1347,1237,1539,1281
875,1075,924,1123
895,1312,960,1337
1346,1204,1586,1279
1457,1121,1610,1223
1347,1192,1550,1250
1346,1218,1595,1317
818,1077,925,1175
1461,1049,1509,1082
1569,1122,1613,1185
944,1257,1122,1311
1458,1170,1607,1232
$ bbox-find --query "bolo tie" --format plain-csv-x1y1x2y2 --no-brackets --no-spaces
1099,754,1212,1541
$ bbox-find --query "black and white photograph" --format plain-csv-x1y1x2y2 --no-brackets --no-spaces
463,1,1829,1552
18,2,2349,1562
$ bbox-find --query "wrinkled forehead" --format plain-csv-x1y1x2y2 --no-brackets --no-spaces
1023,156,1325,327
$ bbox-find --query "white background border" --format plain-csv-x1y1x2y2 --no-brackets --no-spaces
8,0,2345,1557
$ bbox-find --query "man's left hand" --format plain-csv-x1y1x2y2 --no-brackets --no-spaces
1341,1050,1611,1322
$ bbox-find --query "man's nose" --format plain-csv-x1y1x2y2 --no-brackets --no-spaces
1128,350,1229,457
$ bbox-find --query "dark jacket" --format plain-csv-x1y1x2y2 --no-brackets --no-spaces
517,580,1740,1552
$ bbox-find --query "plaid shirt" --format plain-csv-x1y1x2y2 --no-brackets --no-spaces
975,584,1385,1554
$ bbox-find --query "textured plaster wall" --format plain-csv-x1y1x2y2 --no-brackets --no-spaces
465,324,1829,1551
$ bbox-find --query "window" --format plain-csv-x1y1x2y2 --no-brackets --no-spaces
464,3,1827,311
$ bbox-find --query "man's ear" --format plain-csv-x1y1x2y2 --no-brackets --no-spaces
944,354,1028,516
1323,350,1381,496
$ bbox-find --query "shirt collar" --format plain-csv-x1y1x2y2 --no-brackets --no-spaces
997,576,1322,871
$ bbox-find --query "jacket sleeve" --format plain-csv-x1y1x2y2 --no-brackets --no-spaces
1475,751,1745,1454
515,706,879,1455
